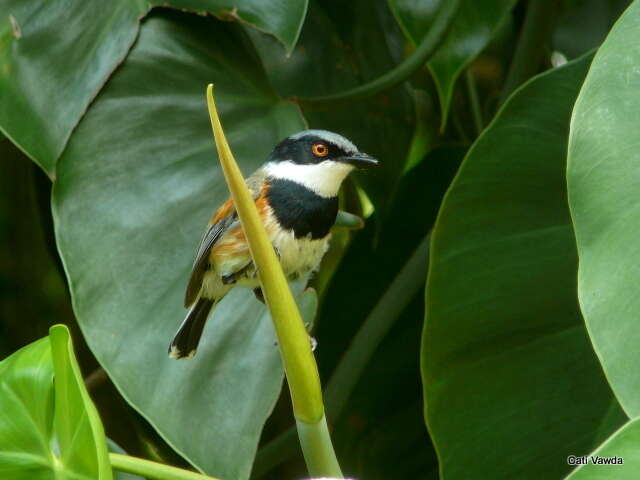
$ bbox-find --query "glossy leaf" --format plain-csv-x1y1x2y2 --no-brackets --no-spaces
423,55,624,479
52,11,306,480
246,0,415,211
50,325,112,479
566,419,640,479
167,0,308,53
0,325,113,479
567,0,640,417
388,0,516,128
0,0,307,175
0,337,55,480
0,0,146,174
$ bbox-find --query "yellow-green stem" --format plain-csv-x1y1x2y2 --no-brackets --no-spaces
206,84,322,423
205,85,342,477
109,454,219,480
296,415,342,478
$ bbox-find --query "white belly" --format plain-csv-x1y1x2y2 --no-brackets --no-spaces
271,228,331,278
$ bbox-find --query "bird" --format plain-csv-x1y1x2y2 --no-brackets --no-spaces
168,129,378,359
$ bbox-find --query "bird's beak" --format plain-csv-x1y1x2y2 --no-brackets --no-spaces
342,152,379,168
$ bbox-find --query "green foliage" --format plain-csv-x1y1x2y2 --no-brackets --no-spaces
568,0,640,419
53,12,305,480
566,419,640,479
388,0,516,128
247,0,417,210
0,1,306,174
4,0,640,479
0,325,111,480
206,84,340,475
423,53,625,480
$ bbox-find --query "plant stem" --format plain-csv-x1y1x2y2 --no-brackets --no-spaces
253,237,430,477
206,85,341,477
324,237,430,416
296,1,460,109
207,84,323,423
500,0,558,104
296,415,342,477
109,454,219,480
465,70,483,136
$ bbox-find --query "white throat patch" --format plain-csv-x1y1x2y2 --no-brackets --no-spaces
264,160,354,198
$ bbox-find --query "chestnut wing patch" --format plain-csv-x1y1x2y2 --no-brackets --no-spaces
183,171,268,307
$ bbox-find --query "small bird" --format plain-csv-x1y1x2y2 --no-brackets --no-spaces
169,130,378,359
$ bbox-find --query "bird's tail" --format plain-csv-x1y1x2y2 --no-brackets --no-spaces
168,297,216,359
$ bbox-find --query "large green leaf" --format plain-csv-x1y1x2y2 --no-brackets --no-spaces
567,0,640,417
0,0,146,174
423,55,625,479
0,337,55,480
246,0,415,211
566,419,640,479
0,0,307,175
52,11,306,480
167,0,308,53
388,0,516,128
50,325,112,479
0,325,112,479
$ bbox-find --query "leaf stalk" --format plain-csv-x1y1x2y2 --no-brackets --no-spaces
109,454,220,480
205,85,341,477
295,0,460,109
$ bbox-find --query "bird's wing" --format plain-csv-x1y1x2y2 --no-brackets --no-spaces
184,169,267,307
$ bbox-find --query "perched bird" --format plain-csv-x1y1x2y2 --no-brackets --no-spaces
169,130,378,359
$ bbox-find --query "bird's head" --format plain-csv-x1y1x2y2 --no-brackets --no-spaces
264,130,378,198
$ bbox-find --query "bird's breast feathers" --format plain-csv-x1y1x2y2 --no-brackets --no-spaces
264,207,331,277
209,200,331,279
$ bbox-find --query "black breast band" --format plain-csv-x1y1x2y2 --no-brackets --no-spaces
266,178,338,239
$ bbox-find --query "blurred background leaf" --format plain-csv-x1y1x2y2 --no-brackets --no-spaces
0,138,75,357
423,54,625,480
553,0,629,59
246,0,415,213
388,0,517,129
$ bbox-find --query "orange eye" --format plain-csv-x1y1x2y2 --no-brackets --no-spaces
312,143,329,157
